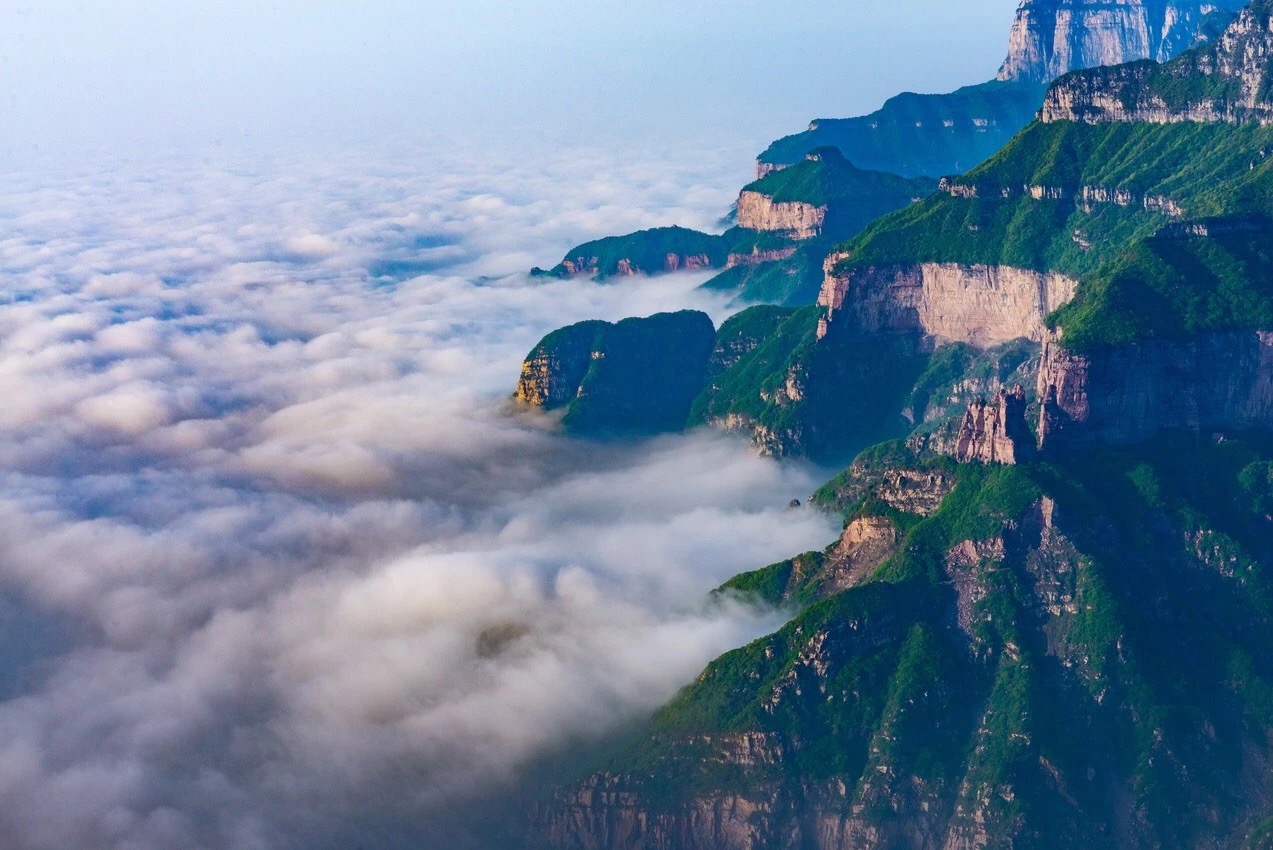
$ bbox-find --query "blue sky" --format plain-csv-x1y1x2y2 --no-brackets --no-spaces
3,1,1019,156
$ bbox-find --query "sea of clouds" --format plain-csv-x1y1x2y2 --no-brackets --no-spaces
0,139,838,849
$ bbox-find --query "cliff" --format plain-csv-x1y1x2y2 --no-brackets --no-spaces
997,0,1246,83
533,226,731,281
734,191,826,239
1037,328,1273,448
756,81,1048,179
816,261,1078,349
1041,0,1273,123
514,311,716,437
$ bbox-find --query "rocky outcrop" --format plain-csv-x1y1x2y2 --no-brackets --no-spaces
1041,0,1273,123
735,191,827,239
817,260,1078,350
1037,328,1273,449
997,0,1246,83
953,386,1035,464
938,178,1188,217
725,246,799,268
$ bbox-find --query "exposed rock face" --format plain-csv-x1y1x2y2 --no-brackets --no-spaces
735,190,827,239
954,386,1035,464
1037,328,1273,449
938,177,1188,217
817,260,1078,350
515,320,606,408
997,0,1245,83
559,252,716,277
1041,0,1273,123
725,246,799,269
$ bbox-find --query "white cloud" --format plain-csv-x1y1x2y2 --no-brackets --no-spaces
0,140,836,849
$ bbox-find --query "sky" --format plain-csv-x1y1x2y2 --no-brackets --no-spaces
0,2,1023,847
1,0,1020,159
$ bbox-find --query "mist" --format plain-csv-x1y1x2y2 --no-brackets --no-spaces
0,140,839,848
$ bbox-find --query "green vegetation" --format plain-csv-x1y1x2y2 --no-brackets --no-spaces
743,147,937,208
548,311,716,437
551,434,1273,846
533,226,736,280
832,117,1273,351
689,306,927,463
699,243,825,306
758,80,1048,178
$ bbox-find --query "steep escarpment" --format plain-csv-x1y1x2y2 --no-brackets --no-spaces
1042,0,1273,122
997,0,1247,83
816,261,1077,348
535,440,1273,849
1038,328,1273,447
536,152,933,306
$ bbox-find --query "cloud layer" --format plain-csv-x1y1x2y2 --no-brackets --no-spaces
0,140,836,849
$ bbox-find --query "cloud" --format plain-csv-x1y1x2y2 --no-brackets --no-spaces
0,140,836,849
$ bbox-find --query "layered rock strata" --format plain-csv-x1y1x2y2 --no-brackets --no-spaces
735,191,827,239
816,260,1078,350
954,385,1036,464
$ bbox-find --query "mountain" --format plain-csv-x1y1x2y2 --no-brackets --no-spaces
756,81,1049,180
537,150,936,306
535,436,1273,849
514,311,715,437
521,5,1273,847
756,0,1243,178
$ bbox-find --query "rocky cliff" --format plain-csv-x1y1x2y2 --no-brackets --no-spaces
997,0,1246,83
735,191,826,239
816,261,1078,350
758,0,1237,177
954,386,1036,464
1042,0,1273,122
1037,327,1273,448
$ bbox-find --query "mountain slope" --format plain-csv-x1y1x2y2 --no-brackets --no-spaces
534,437,1273,849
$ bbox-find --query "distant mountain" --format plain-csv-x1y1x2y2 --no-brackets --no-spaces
757,0,1244,178
536,150,935,306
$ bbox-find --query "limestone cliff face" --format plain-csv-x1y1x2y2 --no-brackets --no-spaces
1041,0,1273,123
997,0,1245,83
816,260,1078,350
735,190,827,240
953,386,1036,465
1037,328,1273,449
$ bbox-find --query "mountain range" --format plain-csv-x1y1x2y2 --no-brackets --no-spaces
514,1,1273,847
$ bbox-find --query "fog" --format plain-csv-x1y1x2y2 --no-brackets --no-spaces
0,140,839,848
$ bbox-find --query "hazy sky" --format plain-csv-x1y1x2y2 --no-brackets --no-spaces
2,0,1020,157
